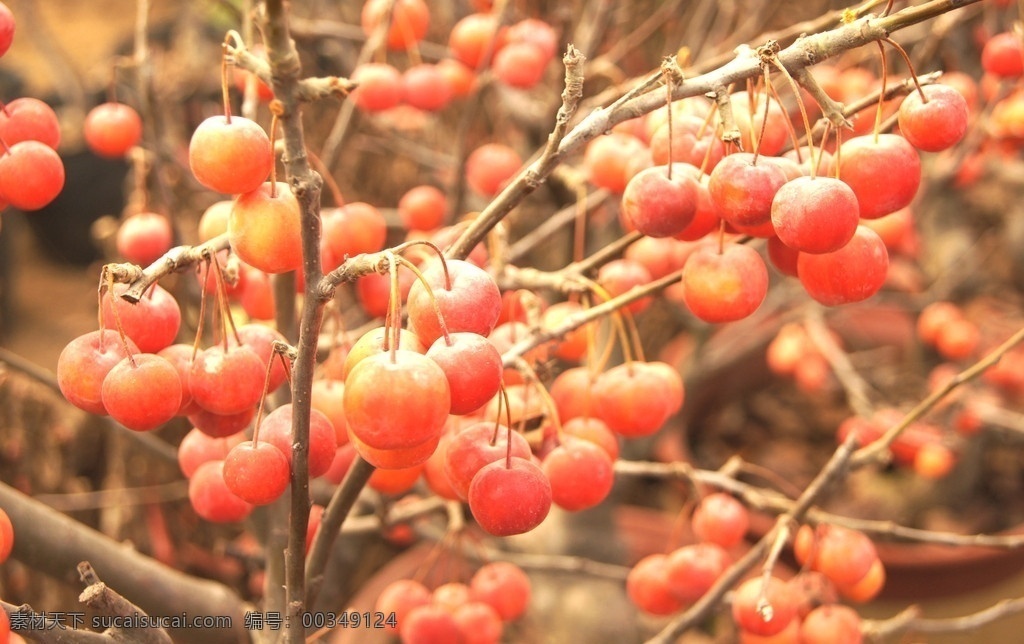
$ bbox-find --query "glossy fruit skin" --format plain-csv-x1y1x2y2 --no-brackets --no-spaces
731,576,797,637
116,212,173,266
188,406,256,438
100,283,181,354
361,0,429,51
259,404,338,478
593,362,678,438
0,140,65,210
188,344,265,416
188,115,273,195
982,32,1024,78
344,349,451,450
708,152,788,227
449,13,506,69
621,165,699,238
398,184,447,231
322,202,387,260
229,182,302,274
350,63,403,112
0,2,14,57
665,543,732,603
470,561,531,621
444,422,532,499
797,225,889,306
101,354,182,431
468,457,552,536
897,85,969,152
188,460,253,523
627,553,685,615
0,97,60,149
177,427,241,478
57,330,140,415
493,41,548,89
771,176,859,254
682,243,769,323
406,258,502,346
376,578,431,633
831,134,920,219
692,493,750,548
84,102,143,158
401,605,464,644
542,437,615,511
584,132,650,194
0,506,13,564
800,604,863,644
223,440,290,504
465,143,521,196
426,332,503,415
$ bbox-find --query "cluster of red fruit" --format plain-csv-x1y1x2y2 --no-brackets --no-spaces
627,493,877,641
350,0,559,114
374,561,530,644
0,3,62,215
583,66,969,323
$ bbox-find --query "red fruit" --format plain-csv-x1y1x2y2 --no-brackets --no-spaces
100,283,181,354
357,269,416,319
592,362,678,438
800,605,862,644
0,97,60,149
444,422,532,499
0,2,14,57
84,102,143,158
344,349,451,450
621,164,700,238
771,176,859,254
322,443,357,485
0,506,13,564
468,457,552,536
562,416,619,460
493,42,548,89
57,330,140,415
731,90,790,156
436,58,477,99
708,152,787,228
836,558,885,602
311,379,348,445
982,32,1024,78
116,212,173,266
813,525,879,587
627,553,685,615
682,243,769,323
665,543,732,603
449,13,506,69
188,115,273,195
649,116,726,169
350,63,403,112
189,344,265,415
407,258,502,346
177,427,241,478
917,301,961,345
402,63,452,112
767,235,800,277
541,300,589,362
101,354,182,431
229,182,302,274
235,323,289,394
797,225,889,306
469,561,531,621
584,132,650,194
831,134,921,219
542,436,615,511
507,18,558,60
423,432,461,500
361,0,429,51
238,266,274,320
322,202,388,260
549,366,597,421
344,326,425,377
913,442,957,479
259,403,338,478
597,258,654,315
427,332,503,415
223,440,291,504
401,604,465,644
377,579,431,633
898,84,969,152
368,462,423,494
399,184,447,231
935,317,979,360
0,140,64,210
731,576,798,637
452,602,503,644
188,460,253,523
465,143,521,196
188,406,256,438
692,492,749,548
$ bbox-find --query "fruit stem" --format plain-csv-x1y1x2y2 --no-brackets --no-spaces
0,135,11,156
515,357,564,443
751,71,772,166
211,250,242,348
882,37,927,102
770,55,816,176
220,38,234,124
251,358,276,447
268,108,281,198
873,40,888,144
396,255,452,346
307,149,345,206
394,240,452,290
580,277,635,366
385,251,400,364
103,267,138,368
662,58,676,181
